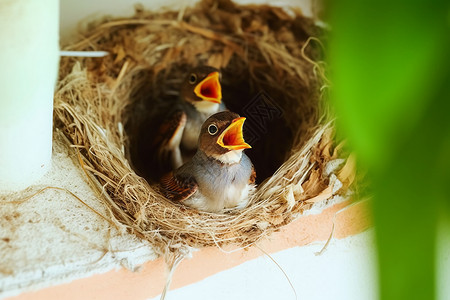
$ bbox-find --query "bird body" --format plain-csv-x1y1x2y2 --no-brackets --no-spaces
173,149,255,212
160,111,256,212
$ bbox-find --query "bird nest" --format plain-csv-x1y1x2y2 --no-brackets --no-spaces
54,0,354,258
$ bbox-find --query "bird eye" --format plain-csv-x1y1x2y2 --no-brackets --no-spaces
208,124,218,135
189,73,197,84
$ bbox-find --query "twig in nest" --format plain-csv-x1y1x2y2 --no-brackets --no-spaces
301,37,330,85
159,252,187,300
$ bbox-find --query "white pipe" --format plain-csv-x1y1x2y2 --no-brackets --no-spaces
0,0,59,192
59,50,109,57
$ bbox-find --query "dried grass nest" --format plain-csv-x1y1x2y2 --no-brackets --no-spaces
54,0,355,259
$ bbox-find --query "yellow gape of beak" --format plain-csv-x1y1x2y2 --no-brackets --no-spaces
217,117,252,150
194,72,222,103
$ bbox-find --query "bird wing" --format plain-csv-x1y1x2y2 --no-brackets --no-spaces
153,110,187,170
160,171,198,202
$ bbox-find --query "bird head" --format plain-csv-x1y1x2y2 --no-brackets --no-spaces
198,111,251,164
180,66,222,112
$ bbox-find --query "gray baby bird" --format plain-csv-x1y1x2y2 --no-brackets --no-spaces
160,111,256,212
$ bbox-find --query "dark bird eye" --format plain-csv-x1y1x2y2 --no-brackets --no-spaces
208,124,218,135
189,73,197,84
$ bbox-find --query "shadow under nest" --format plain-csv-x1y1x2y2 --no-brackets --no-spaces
54,0,347,256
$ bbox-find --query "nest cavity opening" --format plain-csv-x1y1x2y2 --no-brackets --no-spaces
54,0,348,256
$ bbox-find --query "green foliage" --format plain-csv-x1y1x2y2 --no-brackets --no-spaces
325,0,450,299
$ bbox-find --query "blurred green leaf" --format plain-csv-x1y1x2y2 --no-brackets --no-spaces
326,0,450,299
327,1,449,171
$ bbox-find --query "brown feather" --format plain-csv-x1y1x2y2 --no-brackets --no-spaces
160,171,198,202
249,164,256,184
153,110,186,148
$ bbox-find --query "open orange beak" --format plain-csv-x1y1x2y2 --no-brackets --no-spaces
194,72,222,103
217,117,252,150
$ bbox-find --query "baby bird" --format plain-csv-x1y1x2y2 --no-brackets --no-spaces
160,111,256,212
132,66,226,181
